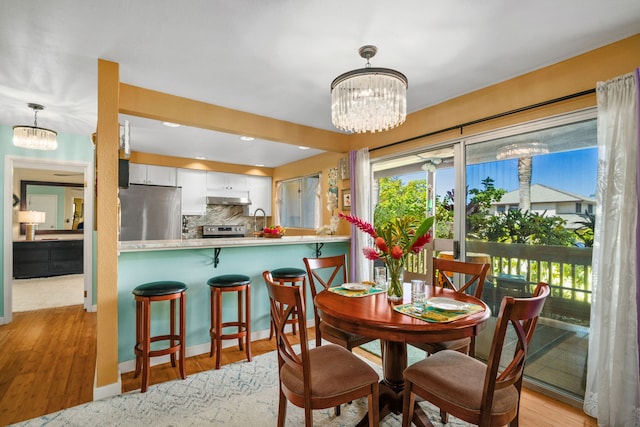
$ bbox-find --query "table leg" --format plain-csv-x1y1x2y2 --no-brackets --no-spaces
356,340,408,426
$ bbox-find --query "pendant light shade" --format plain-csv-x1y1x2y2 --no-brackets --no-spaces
331,45,408,134
13,103,58,150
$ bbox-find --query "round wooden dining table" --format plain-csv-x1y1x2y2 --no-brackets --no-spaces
315,283,491,426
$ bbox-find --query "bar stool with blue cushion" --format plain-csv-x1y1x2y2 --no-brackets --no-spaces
207,274,252,369
269,267,306,339
132,280,187,393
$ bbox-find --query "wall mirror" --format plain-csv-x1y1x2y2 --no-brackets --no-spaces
17,171,85,235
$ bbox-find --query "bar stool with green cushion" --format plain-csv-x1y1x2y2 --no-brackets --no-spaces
269,267,306,339
132,280,187,393
207,274,252,369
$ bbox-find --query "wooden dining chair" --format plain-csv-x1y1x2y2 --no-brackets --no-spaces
402,282,550,427
303,255,377,350
263,271,380,427
410,258,490,357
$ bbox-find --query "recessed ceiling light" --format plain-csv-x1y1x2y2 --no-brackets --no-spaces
255,163,264,167
162,121,181,128
195,156,206,160
240,136,254,141
298,146,310,150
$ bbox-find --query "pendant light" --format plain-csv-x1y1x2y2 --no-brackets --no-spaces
13,103,58,150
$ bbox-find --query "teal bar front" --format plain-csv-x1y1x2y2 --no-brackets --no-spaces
117,241,349,364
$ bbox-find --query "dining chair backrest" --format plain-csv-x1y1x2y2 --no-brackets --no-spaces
263,271,309,375
480,281,550,424
303,255,347,336
433,257,490,299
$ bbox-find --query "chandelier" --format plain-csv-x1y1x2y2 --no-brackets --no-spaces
496,142,549,160
331,45,408,134
13,103,58,150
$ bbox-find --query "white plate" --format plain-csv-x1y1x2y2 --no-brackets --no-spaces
426,297,470,311
342,283,369,291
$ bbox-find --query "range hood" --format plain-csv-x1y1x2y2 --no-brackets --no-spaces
206,195,251,206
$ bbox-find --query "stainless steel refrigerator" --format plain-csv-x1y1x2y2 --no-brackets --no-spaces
119,184,182,241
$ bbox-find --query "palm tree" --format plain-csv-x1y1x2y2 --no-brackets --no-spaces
518,157,533,212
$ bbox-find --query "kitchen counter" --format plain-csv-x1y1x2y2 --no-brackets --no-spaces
116,234,350,367
118,234,350,252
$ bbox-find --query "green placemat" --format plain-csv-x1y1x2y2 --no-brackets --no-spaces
328,286,386,298
394,302,484,323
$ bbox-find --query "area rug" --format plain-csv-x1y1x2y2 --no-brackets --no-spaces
11,345,471,427
359,340,427,365
12,274,84,312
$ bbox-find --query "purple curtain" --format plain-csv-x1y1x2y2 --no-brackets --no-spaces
349,150,357,282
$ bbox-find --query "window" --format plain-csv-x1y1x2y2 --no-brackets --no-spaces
279,175,320,228
576,202,582,213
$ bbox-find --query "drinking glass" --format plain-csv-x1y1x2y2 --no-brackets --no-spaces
411,279,426,312
375,267,387,290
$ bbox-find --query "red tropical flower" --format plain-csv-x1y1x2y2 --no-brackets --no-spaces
391,245,404,259
375,236,388,253
362,247,381,261
338,212,377,238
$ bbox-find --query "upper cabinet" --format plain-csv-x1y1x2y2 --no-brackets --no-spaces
130,164,177,186
177,169,206,215
247,175,272,216
206,171,248,193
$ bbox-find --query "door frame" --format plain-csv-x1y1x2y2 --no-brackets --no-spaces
2,156,94,324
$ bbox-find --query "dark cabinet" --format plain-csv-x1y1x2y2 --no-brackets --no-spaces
13,240,83,279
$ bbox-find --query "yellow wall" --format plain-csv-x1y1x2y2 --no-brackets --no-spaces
95,33,640,390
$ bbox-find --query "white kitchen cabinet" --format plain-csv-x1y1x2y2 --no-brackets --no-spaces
177,169,207,215
206,171,248,192
129,164,177,186
247,175,272,216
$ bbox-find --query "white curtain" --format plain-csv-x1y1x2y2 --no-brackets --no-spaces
314,176,322,229
273,181,283,225
349,148,372,282
584,71,640,426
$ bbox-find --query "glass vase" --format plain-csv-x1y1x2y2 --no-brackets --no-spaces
386,260,404,302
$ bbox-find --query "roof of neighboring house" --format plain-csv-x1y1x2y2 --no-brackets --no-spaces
493,184,596,205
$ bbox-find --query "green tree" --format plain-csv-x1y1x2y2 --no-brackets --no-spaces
574,210,595,247
374,177,427,228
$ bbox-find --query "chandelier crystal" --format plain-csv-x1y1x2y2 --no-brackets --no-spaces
496,142,549,160
331,45,408,134
13,103,58,150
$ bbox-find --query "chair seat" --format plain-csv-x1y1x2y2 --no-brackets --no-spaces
271,267,306,279
319,323,376,349
207,274,251,288
281,344,379,398
410,337,471,354
404,350,519,418
132,281,187,297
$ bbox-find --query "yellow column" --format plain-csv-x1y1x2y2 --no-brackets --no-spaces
96,59,120,387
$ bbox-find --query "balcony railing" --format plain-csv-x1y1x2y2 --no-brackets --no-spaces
407,240,593,326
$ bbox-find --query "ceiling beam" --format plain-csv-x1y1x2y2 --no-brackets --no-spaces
118,83,350,153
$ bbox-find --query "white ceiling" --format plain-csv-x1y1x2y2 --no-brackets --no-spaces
0,1,638,167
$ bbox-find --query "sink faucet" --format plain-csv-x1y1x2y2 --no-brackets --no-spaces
253,208,266,233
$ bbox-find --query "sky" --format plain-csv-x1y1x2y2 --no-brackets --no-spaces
403,147,598,201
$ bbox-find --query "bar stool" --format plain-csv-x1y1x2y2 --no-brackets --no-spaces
132,280,187,393
269,267,307,339
207,274,252,369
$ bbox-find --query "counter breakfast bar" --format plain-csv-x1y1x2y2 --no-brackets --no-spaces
116,235,350,369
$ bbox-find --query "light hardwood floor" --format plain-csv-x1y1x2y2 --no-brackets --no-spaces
1,305,597,426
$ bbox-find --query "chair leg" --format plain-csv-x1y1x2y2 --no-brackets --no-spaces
245,285,252,362
169,299,177,367
440,408,449,424
368,382,379,427
141,299,151,393
277,388,287,427
179,291,187,379
334,404,340,416
402,380,414,427
237,289,244,350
